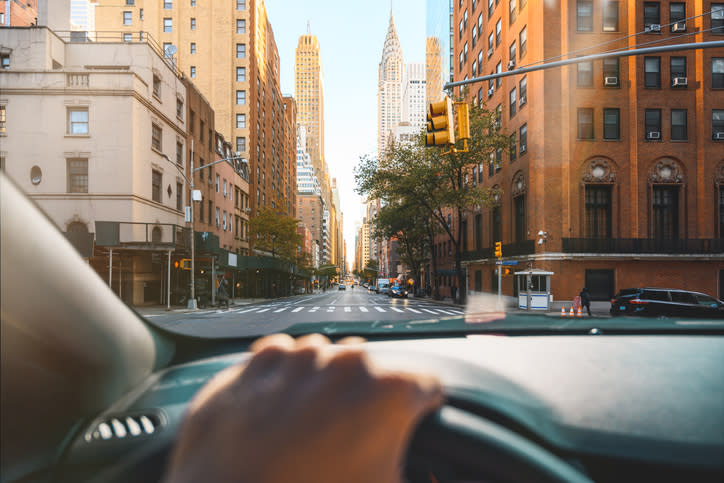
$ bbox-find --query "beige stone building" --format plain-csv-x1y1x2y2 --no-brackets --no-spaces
0,25,189,305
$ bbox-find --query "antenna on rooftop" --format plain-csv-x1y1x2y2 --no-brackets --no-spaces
307,20,311,35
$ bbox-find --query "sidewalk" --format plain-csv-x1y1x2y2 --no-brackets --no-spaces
416,294,611,317
134,297,275,316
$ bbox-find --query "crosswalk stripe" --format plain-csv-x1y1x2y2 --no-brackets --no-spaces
374,307,386,312
235,308,260,313
390,307,404,313
291,307,304,313
309,306,320,312
344,307,351,312
360,307,369,312
406,307,422,313
255,308,271,313
273,307,288,313
421,308,439,314
449,310,465,314
327,307,335,311
435,309,456,315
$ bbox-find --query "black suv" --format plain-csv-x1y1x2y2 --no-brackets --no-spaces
610,288,724,318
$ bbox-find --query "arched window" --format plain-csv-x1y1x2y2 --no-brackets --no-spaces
581,159,617,238
648,159,684,240
67,221,88,233
152,226,162,243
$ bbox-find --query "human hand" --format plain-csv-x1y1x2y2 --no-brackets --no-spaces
162,333,443,483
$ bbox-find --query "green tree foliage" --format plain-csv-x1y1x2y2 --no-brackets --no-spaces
355,98,509,302
249,208,303,262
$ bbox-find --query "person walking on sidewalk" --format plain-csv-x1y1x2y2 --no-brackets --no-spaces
217,279,230,311
579,287,592,316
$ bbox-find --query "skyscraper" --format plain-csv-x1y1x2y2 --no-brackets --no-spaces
295,24,325,178
425,36,443,105
377,10,404,155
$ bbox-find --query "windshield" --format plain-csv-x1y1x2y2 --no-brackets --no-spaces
2,0,723,339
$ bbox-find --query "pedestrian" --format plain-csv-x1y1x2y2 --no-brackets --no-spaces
217,279,230,310
580,287,592,316
451,284,457,302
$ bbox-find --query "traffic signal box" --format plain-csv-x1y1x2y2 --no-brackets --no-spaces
426,97,455,147
495,241,502,259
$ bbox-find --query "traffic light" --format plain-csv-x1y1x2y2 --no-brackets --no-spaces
180,258,192,270
426,97,455,146
503,267,511,276
494,241,502,259
455,102,470,141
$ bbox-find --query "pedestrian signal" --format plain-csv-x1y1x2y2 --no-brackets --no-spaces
180,258,192,270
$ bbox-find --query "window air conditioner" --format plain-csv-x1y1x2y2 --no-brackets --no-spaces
672,77,688,87
647,24,661,32
519,95,526,106
507,60,515,70
714,132,724,140
604,76,618,86
647,131,661,140
672,22,686,32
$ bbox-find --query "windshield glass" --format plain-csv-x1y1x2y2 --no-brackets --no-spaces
2,0,723,339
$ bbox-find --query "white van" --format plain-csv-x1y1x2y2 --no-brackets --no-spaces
376,278,390,294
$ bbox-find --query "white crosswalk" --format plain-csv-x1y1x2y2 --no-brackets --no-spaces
211,304,464,316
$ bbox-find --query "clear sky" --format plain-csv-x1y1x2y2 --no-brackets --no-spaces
264,0,426,267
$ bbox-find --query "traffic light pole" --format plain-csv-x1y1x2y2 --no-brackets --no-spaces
498,261,502,309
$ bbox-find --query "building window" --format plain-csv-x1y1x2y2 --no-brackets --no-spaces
492,206,502,244
176,99,184,119
123,33,132,42
602,58,619,86
713,58,724,88
577,108,594,139
488,32,494,57
509,87,517,117
67,108,89,135
472,59,478,76
164,1,173,8
488,0,494,17
671,109,687,140
585,185,612,238
153,74,161,97
223,179,227,197
163,18,172,32
216,207,220,227
236,90,246,105
519,76,527,105
191,0,196,6
519,26,527,57
215,174,220,193
236,43,246,59
670,3,686,31
514,195,526,242
190,66,196,78
603,108,620,139
0,106,5,133
123,11,132,25
720,187,724,237
496,61,503,87
509,41,516,63
645,109,662,139
510,0,517,23
464,42,469,63
603,1,619,31
1,54,9,69
712,4,724,34
496,18,502,45
236,67,246,82
152,170,162,202
176,182,183,210
577,1,593,31
577,61,593,87
209,201,213,223
236,136,246,153
190,18,196,30
236,113,246,129
237,0,246,10
670,57,687,86
464,9,469,29
190,42,196,54
152,123,162,151
644,2,660,29
509,134,517,161
67,159,88,193
713,110,724,140
459,19,463,40
140,8,144,20
237,19,246,34
520,123,527,153
653,186,679,239
644,57,661,88
472,25,478,48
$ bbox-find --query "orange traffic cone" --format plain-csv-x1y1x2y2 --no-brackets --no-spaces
576,307,583,317
560,307,566,317
569,307,575,317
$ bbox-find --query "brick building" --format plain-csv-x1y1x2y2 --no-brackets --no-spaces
0,0,38,27
443,0,724,303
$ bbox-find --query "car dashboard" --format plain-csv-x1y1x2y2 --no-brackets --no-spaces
56,334,724,483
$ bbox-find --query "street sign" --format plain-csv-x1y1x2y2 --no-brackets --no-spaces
496,260,519,265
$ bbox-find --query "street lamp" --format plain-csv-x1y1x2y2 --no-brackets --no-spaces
161,141,246,309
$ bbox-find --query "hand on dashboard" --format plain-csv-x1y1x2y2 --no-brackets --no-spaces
162,333,443,483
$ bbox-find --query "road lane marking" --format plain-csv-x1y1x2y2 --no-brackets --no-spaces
360,307,369,312
374,307,386,312
406,307,422,313
344,307,351,312
421,308,439,314
291,307,304,313
309,306,320,312
273,307,288,313
390,307,404,313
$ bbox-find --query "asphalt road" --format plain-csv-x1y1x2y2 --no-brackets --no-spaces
143,288,465,338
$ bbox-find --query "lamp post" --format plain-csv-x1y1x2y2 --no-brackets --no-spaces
161,145,246,310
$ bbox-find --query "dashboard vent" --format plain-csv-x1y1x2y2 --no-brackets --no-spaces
85,412,163,442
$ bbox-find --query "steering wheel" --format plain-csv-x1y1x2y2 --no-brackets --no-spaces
406,405,594,483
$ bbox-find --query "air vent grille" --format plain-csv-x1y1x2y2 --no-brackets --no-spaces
85,412,162,442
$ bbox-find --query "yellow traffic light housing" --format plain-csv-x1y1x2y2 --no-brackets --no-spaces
455,102,470,141
180,258,192,270
494,241,502,259
426,97,455,147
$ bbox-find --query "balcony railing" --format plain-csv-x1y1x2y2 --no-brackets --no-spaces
562,238,724,254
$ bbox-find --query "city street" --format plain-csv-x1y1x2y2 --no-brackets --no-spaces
142,288,465,338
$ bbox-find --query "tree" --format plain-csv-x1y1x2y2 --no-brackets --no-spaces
355,97,509,303
249,209,303,262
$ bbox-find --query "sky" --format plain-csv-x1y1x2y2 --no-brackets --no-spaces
264,0,426,267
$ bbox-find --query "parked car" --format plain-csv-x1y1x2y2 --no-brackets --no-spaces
368,285,375,292
338,283,346,291
610,288,724,318
389,284,408,298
